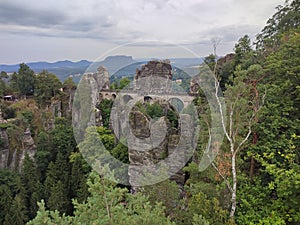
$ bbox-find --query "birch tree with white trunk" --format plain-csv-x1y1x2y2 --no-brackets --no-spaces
210,63,265,220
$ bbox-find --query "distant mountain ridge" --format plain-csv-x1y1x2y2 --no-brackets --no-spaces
0,56,203,82
0,60,91,72
0,56,136,82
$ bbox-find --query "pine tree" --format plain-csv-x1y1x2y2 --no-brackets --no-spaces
47,180,70,215
21,154,42,220
0,185,13,224
69,153,89,203
35,131,52,181
44,153,72,215
17,63,35,97
4,194,28,225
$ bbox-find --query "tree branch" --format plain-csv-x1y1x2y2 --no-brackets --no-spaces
235,113,254,154
214,77,231,143
212,162,233,193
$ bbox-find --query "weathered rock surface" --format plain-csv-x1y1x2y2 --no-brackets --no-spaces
72,66,111,141
0,127,36,171
76,61,196,188
0,128,9,169
126,60,195,187
134,60,173,94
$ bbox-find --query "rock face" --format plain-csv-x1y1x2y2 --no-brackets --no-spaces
0,107,37,171
190,76,201,95
73,66,111,141
217,53,235,69
125,60,195,187
97,66,110,90
135,60,172,80
127,111,195,187
0,128,9,169
13,128,37,171
129,111,151,138
134,60,173,94
51,100,62,118
0,126,36,171
0,110,9,169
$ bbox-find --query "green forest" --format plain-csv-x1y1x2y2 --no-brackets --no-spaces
0,1,299,224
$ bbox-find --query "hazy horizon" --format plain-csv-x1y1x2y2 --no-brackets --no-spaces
0,55,207,66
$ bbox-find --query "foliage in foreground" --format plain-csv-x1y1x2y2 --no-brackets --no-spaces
27,170,176,225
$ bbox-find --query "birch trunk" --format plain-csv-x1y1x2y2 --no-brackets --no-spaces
230,152,237,218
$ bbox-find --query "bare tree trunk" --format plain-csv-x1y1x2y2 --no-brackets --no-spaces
230,152,237,219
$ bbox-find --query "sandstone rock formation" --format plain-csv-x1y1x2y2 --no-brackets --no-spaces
126,60,196,187
72,66,111,142
0,126,36,171
75,61,196,188
134,60,172,94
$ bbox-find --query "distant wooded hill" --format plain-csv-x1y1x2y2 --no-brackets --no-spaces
0,56,203,82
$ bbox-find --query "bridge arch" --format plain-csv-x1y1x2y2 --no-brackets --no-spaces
168,97,184,112
144,96,153,103
123,94,133,104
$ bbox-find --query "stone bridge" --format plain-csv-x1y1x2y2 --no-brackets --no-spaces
100,89,195,112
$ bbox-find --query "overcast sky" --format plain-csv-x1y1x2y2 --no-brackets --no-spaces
0,0,284,64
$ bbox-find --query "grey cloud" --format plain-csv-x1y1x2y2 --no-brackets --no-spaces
4,22,139,44
0,2,66,27
126,41,182,47
206,24,258,42
5,27,112,41
0,1,117,36
63,19,114,33
145,0,171,10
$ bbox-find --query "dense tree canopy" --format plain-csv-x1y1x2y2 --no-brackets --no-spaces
34,70,62,105
17,63,36,97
